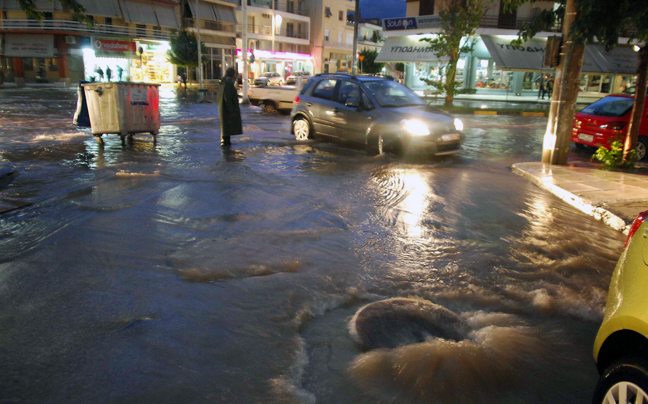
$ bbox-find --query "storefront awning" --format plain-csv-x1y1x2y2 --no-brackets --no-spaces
375,36,448,62
120,0,158,25
153,5,179,28
480,35,551,71
582,45,638,75
80,0,122,17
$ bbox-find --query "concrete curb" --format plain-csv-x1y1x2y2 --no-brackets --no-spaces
511,164,629,233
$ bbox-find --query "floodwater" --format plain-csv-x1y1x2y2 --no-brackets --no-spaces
0,87,623,403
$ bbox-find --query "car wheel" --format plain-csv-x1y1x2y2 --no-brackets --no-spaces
636,138,647,161
262,101,277,113
293,117,311,141
367,133,384,156
593,357,648,404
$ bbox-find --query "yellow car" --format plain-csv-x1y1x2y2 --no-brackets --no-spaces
593,211,648,403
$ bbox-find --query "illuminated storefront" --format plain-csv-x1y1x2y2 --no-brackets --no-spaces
82,38,174,83
131,40,174,83
236,49,313,80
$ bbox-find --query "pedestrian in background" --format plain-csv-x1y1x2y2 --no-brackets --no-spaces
547,78,554,98
106,66,112,82
217,67,242,147
537,76,546,99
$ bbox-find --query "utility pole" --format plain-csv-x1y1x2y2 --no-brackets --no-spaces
242,0,249,103
196,0,203,90
351,0,359,75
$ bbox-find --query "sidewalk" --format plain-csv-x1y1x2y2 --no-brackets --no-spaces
512,162,648,233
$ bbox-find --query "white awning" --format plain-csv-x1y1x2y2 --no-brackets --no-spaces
583,45,638,75
154,5,179,27
79,0,122,17
120,0,158,25
375,36,448,62
480,35,551,71
213,3,236,23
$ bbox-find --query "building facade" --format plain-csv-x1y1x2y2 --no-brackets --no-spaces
235,0,312,80
306,0,356,74
0,0,237,86
378,0,639,99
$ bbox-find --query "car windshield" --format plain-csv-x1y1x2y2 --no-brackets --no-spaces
262,73,274,77
363,80,425,107
581,96,635,117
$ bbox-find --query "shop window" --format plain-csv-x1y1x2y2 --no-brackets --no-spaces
339,10,343,20
136,24,146,36
419,0,434,15
48,58,58,72
23,58,34,71
325,7,331,17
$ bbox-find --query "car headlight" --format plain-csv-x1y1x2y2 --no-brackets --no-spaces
401,119,430,136
454,118,464,132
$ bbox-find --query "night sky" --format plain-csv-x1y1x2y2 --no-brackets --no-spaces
360,0,406,20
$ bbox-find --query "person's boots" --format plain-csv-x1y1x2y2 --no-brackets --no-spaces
221,136,231,147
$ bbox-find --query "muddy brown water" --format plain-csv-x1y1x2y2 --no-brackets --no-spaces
0,87,622,403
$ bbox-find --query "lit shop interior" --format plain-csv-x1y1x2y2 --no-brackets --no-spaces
236,49,314,79
82,40,174,83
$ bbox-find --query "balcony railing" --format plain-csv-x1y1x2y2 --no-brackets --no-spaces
245,0,308,16
324,41,353,50
183,18,237,33
0,19,173,39
275,28,308,39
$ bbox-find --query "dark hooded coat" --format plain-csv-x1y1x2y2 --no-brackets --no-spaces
218,76,243,137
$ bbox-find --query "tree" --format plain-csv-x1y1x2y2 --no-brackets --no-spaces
358,49,384,74
419,0,489,107
573,0,648,163
166,28,206,98
505,0,648,165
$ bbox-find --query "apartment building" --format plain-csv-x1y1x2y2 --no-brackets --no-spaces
236,0,312,79
0,0,237,86
378,0,639,97
306,0,356,74
357,20,382,53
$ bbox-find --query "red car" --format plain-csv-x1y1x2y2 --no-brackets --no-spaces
571,95,648,160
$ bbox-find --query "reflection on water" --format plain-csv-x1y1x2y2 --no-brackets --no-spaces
0,88,626,404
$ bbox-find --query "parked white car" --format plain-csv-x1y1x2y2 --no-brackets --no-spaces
254,72,284,86
248,86,299,113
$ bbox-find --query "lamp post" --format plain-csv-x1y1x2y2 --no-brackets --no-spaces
242,0,249,103
195,0,203,90
351,0,359,75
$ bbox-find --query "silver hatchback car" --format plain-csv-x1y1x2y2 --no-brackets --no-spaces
290,74,463,156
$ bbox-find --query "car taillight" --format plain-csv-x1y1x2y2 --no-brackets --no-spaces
624,210,648,249
601,121,626,131
294,96,300,105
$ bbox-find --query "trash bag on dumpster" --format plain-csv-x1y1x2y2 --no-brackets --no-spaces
73,80,91,127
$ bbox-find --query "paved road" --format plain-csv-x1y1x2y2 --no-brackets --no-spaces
0,87,622,404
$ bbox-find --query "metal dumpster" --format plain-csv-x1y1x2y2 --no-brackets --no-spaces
82,82,160,143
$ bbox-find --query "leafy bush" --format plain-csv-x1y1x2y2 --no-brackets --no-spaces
593,139,636,170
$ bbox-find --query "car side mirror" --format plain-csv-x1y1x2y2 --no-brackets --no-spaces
345,98,360,108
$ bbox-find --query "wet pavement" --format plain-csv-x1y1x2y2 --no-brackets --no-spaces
0,87,628,403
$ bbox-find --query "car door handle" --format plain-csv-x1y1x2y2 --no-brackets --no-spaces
306,102,312,107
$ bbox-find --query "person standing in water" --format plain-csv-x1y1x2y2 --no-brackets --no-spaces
217,68,243,147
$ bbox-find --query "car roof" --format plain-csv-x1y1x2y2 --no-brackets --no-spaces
313,73,395,82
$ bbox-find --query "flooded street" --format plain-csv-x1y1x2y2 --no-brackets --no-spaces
0,87,623,403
